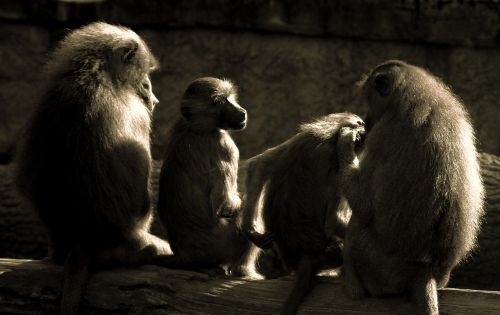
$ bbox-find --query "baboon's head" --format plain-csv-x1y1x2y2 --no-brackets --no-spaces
48,22,160,111
180,77,247,131
362,60,456,132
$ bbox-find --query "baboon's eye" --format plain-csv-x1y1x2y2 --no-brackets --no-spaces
181,106,192,120
212,98,224,107
374,73,391,96
141,80,150,90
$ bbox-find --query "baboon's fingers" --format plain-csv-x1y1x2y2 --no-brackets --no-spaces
338,127,361,146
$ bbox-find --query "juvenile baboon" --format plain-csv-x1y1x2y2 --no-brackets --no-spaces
155,77,253,275
15,22,171,315
241,113,365,315
336,60,484,315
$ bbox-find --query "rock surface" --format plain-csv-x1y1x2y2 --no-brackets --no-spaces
0,1,499,160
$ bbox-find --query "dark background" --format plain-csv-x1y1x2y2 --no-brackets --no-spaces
0,0,498,163
0,0,499,291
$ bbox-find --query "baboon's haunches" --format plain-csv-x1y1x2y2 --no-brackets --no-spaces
242,113,365,315
337,60,484,315
156,77,253,275
15,22,170,315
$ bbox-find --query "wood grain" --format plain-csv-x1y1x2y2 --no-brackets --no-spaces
1,258,500,315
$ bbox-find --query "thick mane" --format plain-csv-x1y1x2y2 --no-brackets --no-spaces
46,22,157,87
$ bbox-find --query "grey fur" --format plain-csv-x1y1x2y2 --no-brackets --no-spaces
14,22,170,315
337,60,484,315
156,77,251,274
242,113,364,315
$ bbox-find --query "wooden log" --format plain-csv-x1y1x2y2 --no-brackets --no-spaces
0,258,499,315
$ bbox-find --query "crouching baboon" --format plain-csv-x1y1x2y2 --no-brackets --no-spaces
241,113,365,315
337,60,484,315
155,77,253,275
15,22,171,315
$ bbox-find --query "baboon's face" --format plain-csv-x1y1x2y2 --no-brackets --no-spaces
218,93,247,130
180,78,247,131
137,75,159,111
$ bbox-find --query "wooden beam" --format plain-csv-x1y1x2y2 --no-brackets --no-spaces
0,258,499,314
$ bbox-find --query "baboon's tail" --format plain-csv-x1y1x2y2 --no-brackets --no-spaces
411,267,439,315
280,255,323,315
61,246,90,315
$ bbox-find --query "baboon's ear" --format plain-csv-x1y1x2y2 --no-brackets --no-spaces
374,73,391,96
110,41,140,80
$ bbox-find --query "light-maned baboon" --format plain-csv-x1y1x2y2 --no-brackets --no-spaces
337,60,484,315
241,113,365,315
15,22,171,315
155,77,254,276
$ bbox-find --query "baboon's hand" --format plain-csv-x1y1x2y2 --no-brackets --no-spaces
217,207,238,219
246,229,274,250
337,127,361,166
339,127,362,147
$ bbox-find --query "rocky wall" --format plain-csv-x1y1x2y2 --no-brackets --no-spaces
0,20,498,160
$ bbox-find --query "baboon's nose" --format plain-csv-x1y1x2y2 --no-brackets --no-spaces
239,109,247,121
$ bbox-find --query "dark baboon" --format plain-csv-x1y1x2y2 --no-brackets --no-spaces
241,113,365,315
155,77,254,275
15,22,171,315
337,60,484,315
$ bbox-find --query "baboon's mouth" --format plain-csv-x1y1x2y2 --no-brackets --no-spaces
236,119,247,129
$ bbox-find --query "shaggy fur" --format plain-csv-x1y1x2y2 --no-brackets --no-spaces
241,113,364,315
155,77,252,275
337,60,484,315
15,22,170,315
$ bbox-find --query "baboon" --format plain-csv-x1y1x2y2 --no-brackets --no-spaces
15,22,171,315
241,113,365,315
336,60,484,315
155,77,253,275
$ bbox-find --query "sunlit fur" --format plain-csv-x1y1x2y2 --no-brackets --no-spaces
156,77,251,274
15,22,169,315
337,60,484,315
212,78,237,101
241,113,364,315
